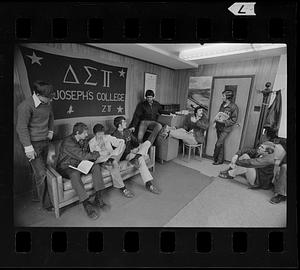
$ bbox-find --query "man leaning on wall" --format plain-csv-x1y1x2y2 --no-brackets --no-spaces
16,80,55,211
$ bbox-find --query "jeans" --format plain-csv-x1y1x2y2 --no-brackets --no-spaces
213,129,230,163
137,120,162,144
30,140,53,209
124,140,153,183
273,164,287,196
58,164,105,202
169,128,198,145
228,154,257,186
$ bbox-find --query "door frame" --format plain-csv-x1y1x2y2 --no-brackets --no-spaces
204,75,255,157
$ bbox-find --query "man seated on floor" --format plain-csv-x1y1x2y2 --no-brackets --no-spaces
56,122,108,220
112,116,161,194
89,123,134,198
161,105,209,145
218,141,276,190
129,89,163,145
261,127,287,204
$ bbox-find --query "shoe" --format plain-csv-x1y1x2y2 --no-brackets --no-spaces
93,196,110,210
212,161,223,165
218,170,234,179
248,185,261,190
129,156,140,169
270,194,286,204
83,202,99,220
161,125,171,139
43,206,54,212
121,188,134,198
146,184,161,194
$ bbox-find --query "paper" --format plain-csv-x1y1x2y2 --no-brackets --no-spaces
69,160,94,175
215,112,229,122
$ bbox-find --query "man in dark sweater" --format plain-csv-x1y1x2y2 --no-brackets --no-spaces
218,141,276,190
129,89,163,144
112,116,160,194
16,80,55,211
56,122,107,220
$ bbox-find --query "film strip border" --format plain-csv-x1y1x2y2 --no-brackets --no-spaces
0,1,297,268
0,2,297,42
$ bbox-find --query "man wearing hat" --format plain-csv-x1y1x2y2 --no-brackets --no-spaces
16,80,55,211
129,89,163,145
212,89,239,165
161,105,209,145
218,141,276,190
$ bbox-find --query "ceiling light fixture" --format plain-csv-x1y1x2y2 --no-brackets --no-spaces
179,43,286,61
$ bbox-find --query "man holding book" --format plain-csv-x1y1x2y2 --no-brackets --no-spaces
212,89,239,165
56,122,107,220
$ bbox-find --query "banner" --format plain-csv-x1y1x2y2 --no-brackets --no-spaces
19,46,127,119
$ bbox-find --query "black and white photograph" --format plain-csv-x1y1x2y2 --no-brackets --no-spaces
13,43,287,227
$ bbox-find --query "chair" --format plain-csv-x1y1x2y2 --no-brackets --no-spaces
181,130,206,162
46,139,156,218
182,142,203,162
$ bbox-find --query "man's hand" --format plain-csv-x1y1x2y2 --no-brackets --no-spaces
26,150,37,161
47,131,53,140
129,127,135,133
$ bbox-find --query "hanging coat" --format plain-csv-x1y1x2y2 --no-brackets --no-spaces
264,90,282,132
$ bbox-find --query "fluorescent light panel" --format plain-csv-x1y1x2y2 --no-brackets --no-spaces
179,43,287,60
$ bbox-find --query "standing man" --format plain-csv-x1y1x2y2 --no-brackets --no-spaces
129,89,163,145
212,89,239,165
112,116,161,194
16,80,55,211
56,122,107,220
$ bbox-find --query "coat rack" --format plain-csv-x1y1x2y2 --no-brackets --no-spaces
254,82,282,147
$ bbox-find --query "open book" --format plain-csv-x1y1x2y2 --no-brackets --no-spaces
215,112,229,122
69,160,94,175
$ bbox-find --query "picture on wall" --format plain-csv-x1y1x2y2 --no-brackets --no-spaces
144,72,157,97
187,76,213,116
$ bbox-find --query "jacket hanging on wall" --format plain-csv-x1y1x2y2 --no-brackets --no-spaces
263,90,282,132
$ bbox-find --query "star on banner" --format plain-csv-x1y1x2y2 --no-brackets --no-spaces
26,51,43,65
118,69,126,77
117,106,124,113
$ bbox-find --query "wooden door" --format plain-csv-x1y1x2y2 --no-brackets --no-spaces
205,76,254,161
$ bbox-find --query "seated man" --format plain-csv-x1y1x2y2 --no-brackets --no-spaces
261,127,287,203
161,105,209,145
129,89,163,145
56,122,107,220
219,141,276,190
89,124,134,198
112,116,160,194
270,163,287,204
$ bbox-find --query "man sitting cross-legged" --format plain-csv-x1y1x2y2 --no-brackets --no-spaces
218,141,276,190
89,123,134,198
112,116,161,194
56,122,108,220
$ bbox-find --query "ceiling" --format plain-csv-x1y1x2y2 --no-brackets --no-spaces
87,43,287,70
